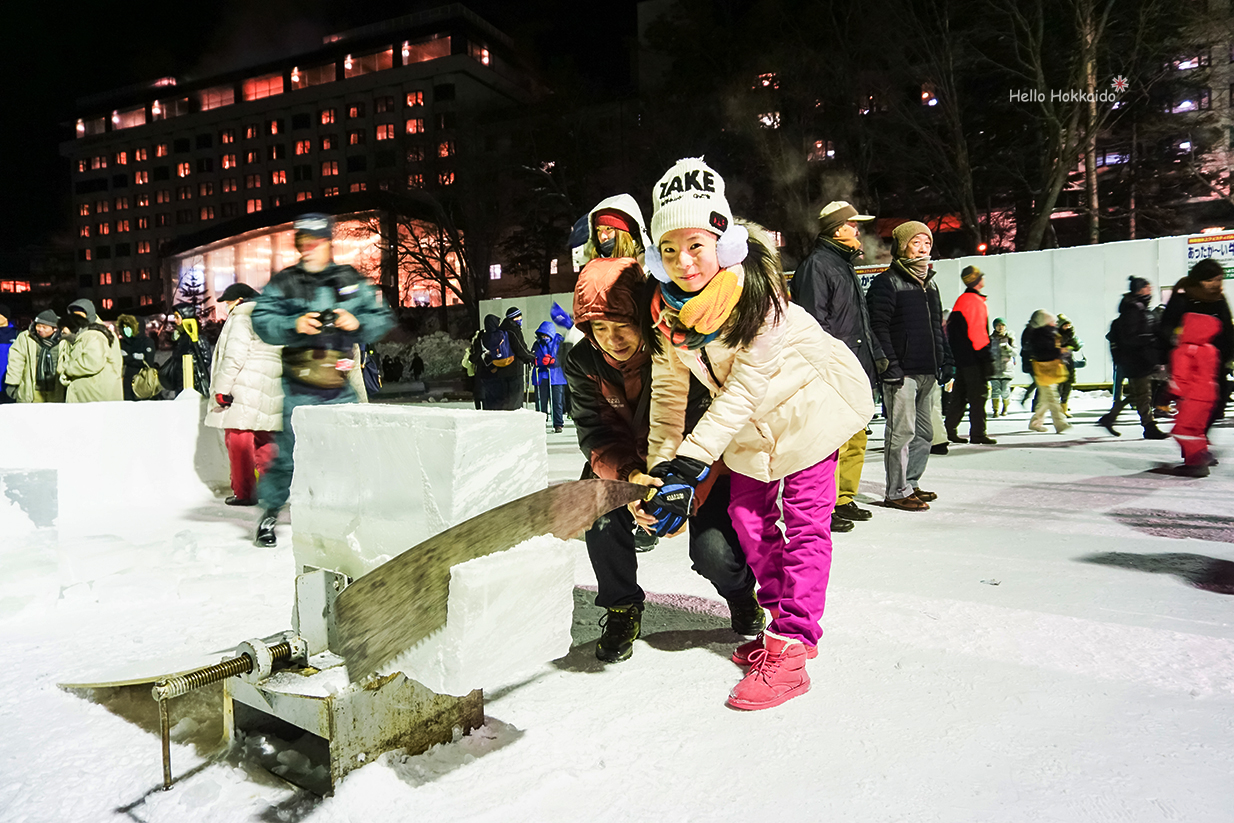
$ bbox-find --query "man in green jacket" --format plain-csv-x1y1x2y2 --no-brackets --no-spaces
5,310,66,403
250,214,395,547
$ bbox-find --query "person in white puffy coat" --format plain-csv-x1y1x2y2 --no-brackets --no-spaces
205,283,284,506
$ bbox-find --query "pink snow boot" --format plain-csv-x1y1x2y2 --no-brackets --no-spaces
727,631,811,711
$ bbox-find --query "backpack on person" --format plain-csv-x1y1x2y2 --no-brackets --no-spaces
481,327,514,372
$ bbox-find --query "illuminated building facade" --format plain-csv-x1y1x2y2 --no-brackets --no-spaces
61,5,540,315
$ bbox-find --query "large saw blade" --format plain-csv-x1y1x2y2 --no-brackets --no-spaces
333,478,655,681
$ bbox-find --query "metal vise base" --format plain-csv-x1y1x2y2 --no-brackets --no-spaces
224,666,483,795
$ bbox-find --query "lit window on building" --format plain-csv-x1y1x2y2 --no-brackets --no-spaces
156,214,169,227
321,109,336,125
79,204,91,216
176,186,192,201
112,106,147,130
220,129,235,145
407,146,425,162
375,96,395,113
407,173,424,188
403,36,449,65
83,249,92,261
101,298,114,309
91,155,108,170
243,72,284,101
115,196,129,210
199,85,235,111
120,270,132,283
323,187,339,197
135,147,149,162
117,220,130,232
376,124,394,141
489,263,502,280
349,130,366,146
348,104,366,119
438,140,455,158
269,145,285,160
199,182,214,197
222,154,237,170
296,191,313,202
406,118,425,134
156,190,171,204
137,216,149,230
469,42,491,65
177,162,191,178
246,151,260,164
322,135,337,150
550,259,558,275
438,171,455,186
271,170,287,185
295,139,311,155
96,199,110,213
77,117,106,137
246,198,262,214
156,143,169,158
348,182,367,193
223,178,238,193
79,226,90,238
757,111,781,129
140,295,154,306
406,91,424,108
292,63,335,90
200,206,215,220
97,222,110,236
114,151,128,166
321,161,339,177
135,170,149,185
268,118,282,135
76,159,88,173
138,242,151,255
808,140,835,162
139,267,151,280
99,272,112,285
344,48,393,79
245,174,262,189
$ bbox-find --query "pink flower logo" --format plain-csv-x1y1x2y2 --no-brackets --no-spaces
1112,75,1129,93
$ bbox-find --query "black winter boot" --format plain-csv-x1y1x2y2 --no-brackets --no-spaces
1097,415,1120,436
830,513,855,533
596,602,644,662
255,509,279,547
725,588,766,636
1143,424,1169,440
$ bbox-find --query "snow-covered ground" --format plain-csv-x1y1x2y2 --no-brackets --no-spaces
3,392,1233,823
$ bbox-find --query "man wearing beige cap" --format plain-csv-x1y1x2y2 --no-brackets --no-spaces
791,201,885,531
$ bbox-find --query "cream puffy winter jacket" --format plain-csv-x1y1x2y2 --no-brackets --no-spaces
205,301,284,431
648,228,874,482
58,325,124,402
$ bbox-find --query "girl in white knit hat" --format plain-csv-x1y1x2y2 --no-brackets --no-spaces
636,157,873,710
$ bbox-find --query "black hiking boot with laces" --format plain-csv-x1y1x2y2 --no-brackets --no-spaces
596,602,644,662
255,508,279,547
725,588,766,636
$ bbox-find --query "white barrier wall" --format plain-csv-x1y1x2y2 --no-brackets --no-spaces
0,393,229,537
289,405,550,580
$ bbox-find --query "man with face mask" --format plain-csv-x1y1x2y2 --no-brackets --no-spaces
867,221,953,511
790,201,883,531
4,310,65,403
116,314,156,401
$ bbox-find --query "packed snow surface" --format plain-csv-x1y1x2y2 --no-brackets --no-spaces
3,392,1233,822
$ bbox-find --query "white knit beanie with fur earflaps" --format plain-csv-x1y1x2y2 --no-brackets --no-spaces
645,157,748,283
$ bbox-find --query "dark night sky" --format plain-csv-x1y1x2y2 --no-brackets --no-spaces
0,0,638,253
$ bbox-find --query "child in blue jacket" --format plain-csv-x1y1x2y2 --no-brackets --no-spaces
532,320,567,431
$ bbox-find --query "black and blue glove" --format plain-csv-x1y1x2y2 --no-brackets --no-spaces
643,456,711,537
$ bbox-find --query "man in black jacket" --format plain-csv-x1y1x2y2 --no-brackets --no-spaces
791,200,884,530
867,221,953,512
1098,276,1166,438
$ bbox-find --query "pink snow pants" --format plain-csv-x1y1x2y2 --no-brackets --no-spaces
728,451,837,646
1172,397,1215,465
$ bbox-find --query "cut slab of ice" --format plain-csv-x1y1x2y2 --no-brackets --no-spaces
0,396,228,538
381,535,576,696
289,405,549,580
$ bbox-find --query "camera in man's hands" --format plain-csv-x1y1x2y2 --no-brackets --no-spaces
316,309,338,331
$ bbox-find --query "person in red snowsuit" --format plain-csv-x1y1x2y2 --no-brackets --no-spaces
1169,312,1222,476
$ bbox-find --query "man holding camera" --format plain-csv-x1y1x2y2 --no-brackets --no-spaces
249,213,394,547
